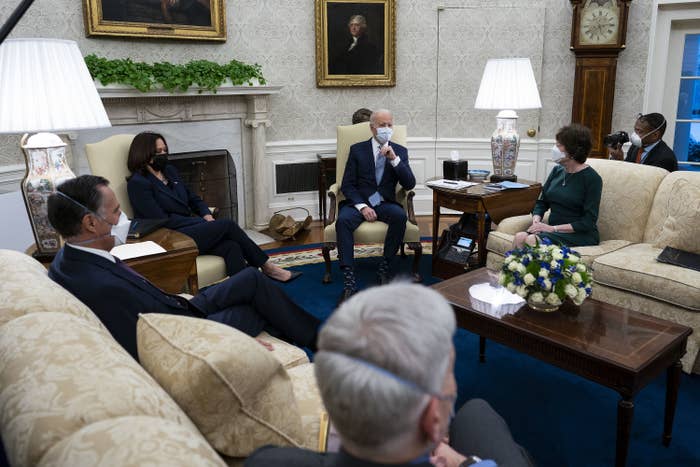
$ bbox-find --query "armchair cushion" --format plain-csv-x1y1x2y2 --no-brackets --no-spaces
136,314,308,457
85,134,136,219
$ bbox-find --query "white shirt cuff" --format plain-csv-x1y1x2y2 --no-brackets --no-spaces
355,203,368,212
390,156,401,167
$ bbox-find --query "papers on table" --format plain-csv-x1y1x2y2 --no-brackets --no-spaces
110,241,166,261
483,181,530,191
426,179,478,190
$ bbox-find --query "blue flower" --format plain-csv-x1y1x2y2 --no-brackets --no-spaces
568,265,577,273
585,287,592,295
541,237,552,245
522,257,530,266
540,262,550,270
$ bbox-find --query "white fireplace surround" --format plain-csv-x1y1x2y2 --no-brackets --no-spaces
80,83,282,230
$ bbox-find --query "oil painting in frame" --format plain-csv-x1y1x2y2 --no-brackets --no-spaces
83,0,226,41
315,0,396,87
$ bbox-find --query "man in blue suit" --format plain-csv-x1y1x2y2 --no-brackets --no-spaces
337,109,416,302
46,175,319,361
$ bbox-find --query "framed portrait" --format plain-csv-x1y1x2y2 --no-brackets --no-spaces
315,0,396,87
83,0,226,41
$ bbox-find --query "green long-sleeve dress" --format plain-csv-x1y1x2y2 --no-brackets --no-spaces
532,164,603,246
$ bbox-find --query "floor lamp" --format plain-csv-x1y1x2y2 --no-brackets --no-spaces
474,58,542,182
0,38,111,258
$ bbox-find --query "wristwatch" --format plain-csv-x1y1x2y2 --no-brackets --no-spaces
459,455,483,466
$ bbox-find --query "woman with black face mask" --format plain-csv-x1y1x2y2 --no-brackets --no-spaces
126,132,301,283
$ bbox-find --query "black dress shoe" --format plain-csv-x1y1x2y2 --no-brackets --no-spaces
337,288,357,306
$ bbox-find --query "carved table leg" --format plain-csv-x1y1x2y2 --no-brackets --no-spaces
616,397,634,467
663,360,682,447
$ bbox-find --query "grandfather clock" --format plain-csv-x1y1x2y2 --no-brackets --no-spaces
570,0,632,158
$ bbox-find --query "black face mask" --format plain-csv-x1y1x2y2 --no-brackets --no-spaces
149,154,168,172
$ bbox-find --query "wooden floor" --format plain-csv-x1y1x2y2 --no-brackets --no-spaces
260,214,460,250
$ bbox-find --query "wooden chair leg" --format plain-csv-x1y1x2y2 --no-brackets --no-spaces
407,242,423,283
322,243,335,284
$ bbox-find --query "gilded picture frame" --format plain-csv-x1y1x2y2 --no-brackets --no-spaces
83,0,226,41
315,0,396,87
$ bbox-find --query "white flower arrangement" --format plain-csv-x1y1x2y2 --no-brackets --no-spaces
498,239,593,307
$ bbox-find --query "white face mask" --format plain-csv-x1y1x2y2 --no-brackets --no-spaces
630,118,666,148
375,127,393,145
551,145,566,163
110,211,131,246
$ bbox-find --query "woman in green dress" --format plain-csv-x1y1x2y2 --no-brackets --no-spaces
513,124,602,248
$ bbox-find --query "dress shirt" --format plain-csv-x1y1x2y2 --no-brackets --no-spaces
67,243,116,263
639,140,660,164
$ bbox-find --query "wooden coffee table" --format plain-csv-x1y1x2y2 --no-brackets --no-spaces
431,268,692,467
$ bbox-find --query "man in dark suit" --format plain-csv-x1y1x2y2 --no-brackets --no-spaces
609,112,678,172
46,175,319,361
246,284,534,467
337,109,416,302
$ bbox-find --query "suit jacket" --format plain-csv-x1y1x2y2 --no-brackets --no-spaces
330,35,382,75
127,165,210,231
340,139,415,208
625,140,678,172
49,245,204,360
245,447,432,467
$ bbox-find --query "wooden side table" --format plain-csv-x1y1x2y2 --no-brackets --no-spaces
317,152,336,226
27,228,200,294
428,180,541,279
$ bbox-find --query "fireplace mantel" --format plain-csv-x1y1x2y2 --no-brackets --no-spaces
96,83,282,230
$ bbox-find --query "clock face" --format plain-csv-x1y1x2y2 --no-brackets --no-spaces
579,0,620,46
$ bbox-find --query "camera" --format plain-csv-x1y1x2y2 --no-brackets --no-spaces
603,131,629,148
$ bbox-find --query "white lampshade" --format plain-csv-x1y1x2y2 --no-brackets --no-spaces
474,58,542,110
0,38,111,134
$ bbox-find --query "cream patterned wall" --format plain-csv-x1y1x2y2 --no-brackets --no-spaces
0,0,653,169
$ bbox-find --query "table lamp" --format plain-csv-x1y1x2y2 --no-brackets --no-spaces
0,38,111,258
474,58,542,182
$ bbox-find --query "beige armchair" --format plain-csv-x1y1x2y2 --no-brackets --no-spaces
321,122,422,283
85,134,227,290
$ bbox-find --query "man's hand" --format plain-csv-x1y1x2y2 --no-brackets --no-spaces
203,214,215,222
430,442,467,467
379,143,397,161
361,206,377,222
608,144,624,160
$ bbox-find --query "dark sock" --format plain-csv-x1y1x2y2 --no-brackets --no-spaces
378,257,390,275
342,266,357,291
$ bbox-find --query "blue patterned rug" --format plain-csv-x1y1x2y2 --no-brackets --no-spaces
268,241,700,467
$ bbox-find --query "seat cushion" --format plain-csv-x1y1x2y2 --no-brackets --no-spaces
486,231,631,268
323,220,420,244
0,313,196,467
37,416,225,467
0,249,106,332
137,314,308,457
593,243,700,311
196,254,227,288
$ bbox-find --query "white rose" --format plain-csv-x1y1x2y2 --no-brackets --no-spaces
565,284,578,298
538,269,549,278
577,263,587,272
571,272,582,284
508,261,519,271
516,285,528,298
550,260,559,269
542,279,552,290
552,251,564,261
575,288,587,304
530,292,544,303
504,255,514,264
545,293,562,305
517,263,527,274
523,273,536,285
569,255,579,263
506,283,516,293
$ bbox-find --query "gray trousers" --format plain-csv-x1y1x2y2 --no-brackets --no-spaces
450,399,535,467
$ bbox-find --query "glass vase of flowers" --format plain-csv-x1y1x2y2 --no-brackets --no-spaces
498,238,593,312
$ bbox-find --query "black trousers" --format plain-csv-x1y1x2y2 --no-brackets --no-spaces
190,267,320,351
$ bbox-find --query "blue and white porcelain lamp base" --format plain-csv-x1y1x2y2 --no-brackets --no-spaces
489,110,520,183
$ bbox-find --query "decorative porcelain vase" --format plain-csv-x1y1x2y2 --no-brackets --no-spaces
527,296,561,313
20,133,74,256
490,110,520,180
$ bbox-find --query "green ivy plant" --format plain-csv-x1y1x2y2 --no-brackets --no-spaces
84,55,266,93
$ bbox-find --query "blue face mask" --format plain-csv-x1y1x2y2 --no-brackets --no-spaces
375,127,393,145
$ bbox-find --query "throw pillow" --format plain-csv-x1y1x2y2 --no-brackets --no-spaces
653,178,700,253
136,314,305,457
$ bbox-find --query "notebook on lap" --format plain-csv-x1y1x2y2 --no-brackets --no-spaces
128,218,169,240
